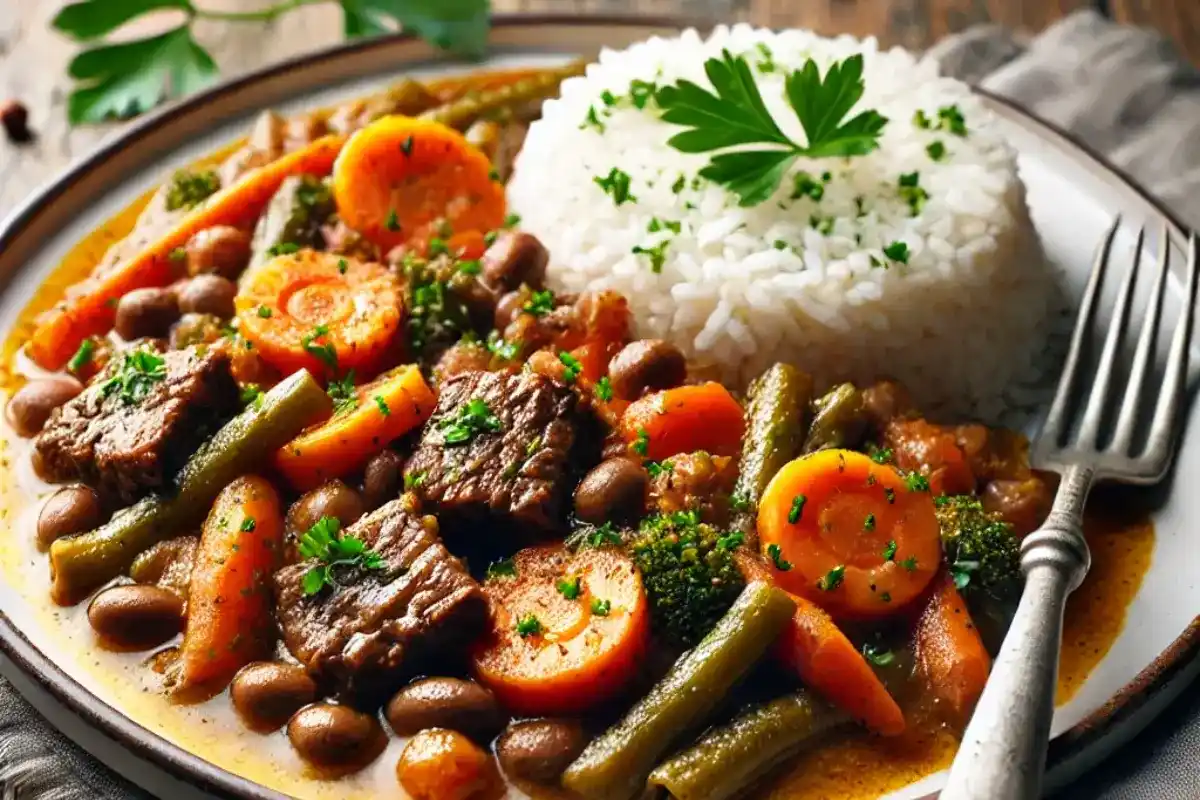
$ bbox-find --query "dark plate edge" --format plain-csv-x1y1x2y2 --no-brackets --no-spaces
0,14,1195,800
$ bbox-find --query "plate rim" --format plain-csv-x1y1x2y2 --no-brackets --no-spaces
0,13,1196,799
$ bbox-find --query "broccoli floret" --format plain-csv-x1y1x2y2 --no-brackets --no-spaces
935,495,1022,611
629,510,745,648
165,168,220,211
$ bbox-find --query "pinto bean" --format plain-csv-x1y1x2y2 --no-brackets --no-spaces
231,662,318,733
362,450,405,510
287,703,386,772
36,485,102,551
482,231,548,291
495,718,588,784
185,226,252,279
287,480,365,535
87,585,184,651
573,458,648,525
115,288,179,340
176,275,237,318
385,677,506,742
608,339,687,400
8,377,82,437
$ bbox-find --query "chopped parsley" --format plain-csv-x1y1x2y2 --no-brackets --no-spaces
484,230,498,246
301,324,338,371
522,289,556,318
239,383,263,407
885,487,896,504
790,171,825,201
645,459,673,479
100,348,167,405
575,521,623,549
904,473,930,493
863,513,876,532
165,168,219,211
729,489,750,513
297,516,386,596
901,555,919,572
767,543,793,571
938,104,968,136
632,427,650,457
504,212,521,228
256,305,272,318
337,258,348,274
926,140,947,161
594,167,636,206
951,558,980,590
240,517,256,532
168,246,187,262
632,240,670,274
404,471,426,491
754,42,776,72
457,259,482,276
427,237,448,257
913,109,933,129
882,539,898,561
440,397,502,446
883,241,910,264
556,576,582,600
594,376,613,402
787,494,807,524
870,446,893,464
67,339,95,373
266,241,300,257
862,642,896,666
600,89,617,107
486,557,517,580
647,217,682,234
486,331,521,361
671,174,686,194
559,351,583,384
629,78,656,109
817,564,846,592
897,172,930,216
716,530,745,550
515,613,542,637
385,209,401,232
581,105,606,132
374,395,390,416
590,598,612,617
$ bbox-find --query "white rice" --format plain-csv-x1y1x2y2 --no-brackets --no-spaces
507,25,1061,421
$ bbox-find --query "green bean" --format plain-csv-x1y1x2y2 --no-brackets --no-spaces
248,175,335,269
49,371,330,605
561,582,796,800
732,363,813,545
803,383,867,454
646,691,850,800
420,60,587,131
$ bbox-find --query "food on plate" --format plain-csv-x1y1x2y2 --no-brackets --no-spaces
0,23,1152,800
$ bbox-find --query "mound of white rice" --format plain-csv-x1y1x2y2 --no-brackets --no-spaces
507,25,1059,421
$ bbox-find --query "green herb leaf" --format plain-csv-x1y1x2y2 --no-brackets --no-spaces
53,0,190,40
904,472,930,493
862,641,896,666
882,539,897,561
440,397,502,446
165,168,219,211
522,289,555,318
787,494,807,524
100,347,167,405
297,515,385,595
767,543,793,571
374,395,390,416
515,613,542,637
784,55,888,158
716,530,745,550
632,427,650,457
901,555,919,572
817,564,846,591
594,167,636,206
951,559,979,590
486,557,517,580
68,339,96,373
632,240,670,274
326,371,358,416
301,324,339,371
558,351,583,384
590,598,612,617
338,0,490,58
556,576,582,600
240,517,256,532
883,241,910,264
594,376,613,402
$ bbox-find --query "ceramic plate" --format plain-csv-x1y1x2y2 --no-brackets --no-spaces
0,15,1196,800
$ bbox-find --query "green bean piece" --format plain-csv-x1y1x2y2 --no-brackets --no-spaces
561,582,796,800
248,175,336,269
421,60,588,131
732,363,813,545
646,691,850,800
49,370,331,605
802,383,867,454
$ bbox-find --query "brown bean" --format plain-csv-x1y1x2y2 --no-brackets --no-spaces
495,719,588,784
87,584,183,651
287,480,365,535
608,339,687,400
176,275,237,318
7,377,82,437
482,231,548,291
397,728,500,800
36,485,102,551
287,703,386,772
362,450,405,510
231,662,318,733
170,313,225,350
574,457,648,525
494,290,526,331
386,677,506,742
185,226,251,280
115,288,180,341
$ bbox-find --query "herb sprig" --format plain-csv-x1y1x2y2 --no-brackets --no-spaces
297,516,386,596
655,51,888,206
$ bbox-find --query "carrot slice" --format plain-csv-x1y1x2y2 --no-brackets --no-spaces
620,383,745,462
735,550,905,736
28,136,346,370
275,364,434,491
177,475,283,694
758,449,941,620
472,544,650,716
235,250,403,380
332,116,506,253
914,572,992,721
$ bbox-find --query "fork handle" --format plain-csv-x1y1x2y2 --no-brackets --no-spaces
940,463,1093,800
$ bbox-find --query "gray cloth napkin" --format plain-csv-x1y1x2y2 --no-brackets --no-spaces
1,8,1197,799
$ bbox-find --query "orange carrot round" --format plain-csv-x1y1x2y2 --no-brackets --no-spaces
235,250,402,379
332,116,505,253
177,475,284,694
758,449,941,620
620,382,744,462
914,572,992,721
274,364,434,491
472,545,649,716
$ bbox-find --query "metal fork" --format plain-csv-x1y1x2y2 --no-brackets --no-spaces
941,220,1199,800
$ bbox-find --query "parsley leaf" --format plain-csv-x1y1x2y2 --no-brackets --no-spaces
656,51,888,205
818,564,846,591
297,516,386,596
767,543,792,571
515,613,542,637
101,347,167,405
440,397,502,446
486,557,517,580
339,0,489,58
594,376,614,402
556,576,582,600
326,371,359,416
590,598,612,617
862,641,896,666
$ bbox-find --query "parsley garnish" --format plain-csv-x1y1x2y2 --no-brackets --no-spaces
101,348,167,404
556,576,582,600
790,171,825,201
301,324,338,370
647,217,682,234
559,351,583,384
883,241,910,264
897,172,929,216
457,259,482,276
884,487,896,504
240,517,256,532
862,642,896,666
729,489,750,513
590,598,612,617
164,168,219,211
863,513,876,532
913,109,933,129
938,104,968,136
818,564,846,591
427,237,448,257
486,331,521,361
239,383,263,407
645,459,674,479
326,371,358,416
385,209,401,232
951,559,979,590
337,258,348,274
68,339,95,373
926,140,946,161
882,540,898,561
595,376,613,402
577,522,623,549
787,494,806,524
374,395,390,416
523,289,555,318
486,557,517,580
516,613,542,637
581,105,606,132
404,471,426,491
297,516,385,596
904,473,930,493
901,555,919,572
870,446,893,464
629,79,656,109
632,240,670,274
767,543,793,571
266,241,300,257
716,530,745,550
632,427,650,457
503,212,521,228
256,305,272,318
440,397,502,446
594,167,636,205
655,51,888,206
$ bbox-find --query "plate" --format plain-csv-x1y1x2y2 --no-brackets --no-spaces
0,15,1196,800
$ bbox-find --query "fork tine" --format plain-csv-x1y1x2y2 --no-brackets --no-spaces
1147,232,1199,467
1042,216,1120,448
1077,226,1144,448
1112,225,1169,453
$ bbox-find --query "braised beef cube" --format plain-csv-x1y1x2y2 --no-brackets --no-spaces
274,498,486,699
405,370,578,537
33,344,238,503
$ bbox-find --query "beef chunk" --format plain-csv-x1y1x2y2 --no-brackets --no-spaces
405,370,579,538
34,344,238,503
274,498,486,699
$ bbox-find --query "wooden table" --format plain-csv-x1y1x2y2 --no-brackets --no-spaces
0,0,1196,216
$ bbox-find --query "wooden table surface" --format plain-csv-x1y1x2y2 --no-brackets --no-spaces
0,0,1196,216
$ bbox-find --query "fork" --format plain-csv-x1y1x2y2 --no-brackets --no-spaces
940,220,1199,800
